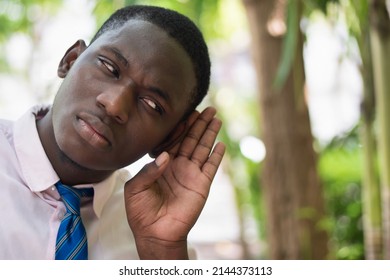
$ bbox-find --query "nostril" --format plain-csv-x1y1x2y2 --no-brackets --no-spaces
96,97,106,110
115,115,125,124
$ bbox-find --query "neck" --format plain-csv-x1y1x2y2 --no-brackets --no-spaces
36,110,113,185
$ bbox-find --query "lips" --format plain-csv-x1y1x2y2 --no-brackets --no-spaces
74,112,114,150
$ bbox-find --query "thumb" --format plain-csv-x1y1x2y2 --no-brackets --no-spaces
125,152,170,192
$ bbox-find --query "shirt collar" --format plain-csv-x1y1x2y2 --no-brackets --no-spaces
14,105,59,192
13,105,131,218
90,169,130,218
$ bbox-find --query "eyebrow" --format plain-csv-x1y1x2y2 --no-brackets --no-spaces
147,86,171,104
103,46,129,68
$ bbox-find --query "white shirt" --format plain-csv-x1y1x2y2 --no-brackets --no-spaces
0,106,139,259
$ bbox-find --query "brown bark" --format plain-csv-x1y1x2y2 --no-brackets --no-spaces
242,0,328,259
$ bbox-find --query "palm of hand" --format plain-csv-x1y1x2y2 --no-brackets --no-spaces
124,107,225,243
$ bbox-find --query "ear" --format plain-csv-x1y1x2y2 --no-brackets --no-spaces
149,121,188,158
57,40,87,78
149,111,199,158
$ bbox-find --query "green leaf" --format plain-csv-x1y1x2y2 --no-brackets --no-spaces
273,0,299,89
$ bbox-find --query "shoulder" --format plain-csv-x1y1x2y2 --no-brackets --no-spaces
0,118,16,157
0,118,14,141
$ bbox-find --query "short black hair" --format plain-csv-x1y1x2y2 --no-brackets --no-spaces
90,5,211,114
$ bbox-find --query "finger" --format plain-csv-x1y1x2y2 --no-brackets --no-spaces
190,117,222,167
178,107,217,158
202,142,226,182
125,152,170,194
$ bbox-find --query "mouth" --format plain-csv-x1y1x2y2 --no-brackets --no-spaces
74,112,114,151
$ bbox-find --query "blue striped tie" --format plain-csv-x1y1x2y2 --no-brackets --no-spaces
55,182,94,260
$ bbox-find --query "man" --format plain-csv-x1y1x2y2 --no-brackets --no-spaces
0,5,225,260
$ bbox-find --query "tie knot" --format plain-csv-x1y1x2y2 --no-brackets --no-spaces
56,182,94,215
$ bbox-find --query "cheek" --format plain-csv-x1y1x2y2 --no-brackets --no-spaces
52,109,78,159
114,124,167,162
60,64,98,97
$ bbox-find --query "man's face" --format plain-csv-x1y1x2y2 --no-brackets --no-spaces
52,20,196,171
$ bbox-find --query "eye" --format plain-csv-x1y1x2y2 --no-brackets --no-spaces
98,57,119,78
141,97,163,115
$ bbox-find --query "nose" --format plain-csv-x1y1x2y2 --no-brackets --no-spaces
96,85,132,124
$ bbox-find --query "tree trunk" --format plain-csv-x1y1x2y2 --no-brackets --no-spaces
369,0,390,259
242,0,328,259
358,12,383,259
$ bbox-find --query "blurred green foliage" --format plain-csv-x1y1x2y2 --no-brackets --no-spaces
0,0,58,39
0,0,61,70
319,127,365,259
218,106,265,258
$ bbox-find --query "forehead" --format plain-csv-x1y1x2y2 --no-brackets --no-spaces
99,19,173,50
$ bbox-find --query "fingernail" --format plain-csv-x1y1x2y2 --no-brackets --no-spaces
155,152,168,167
